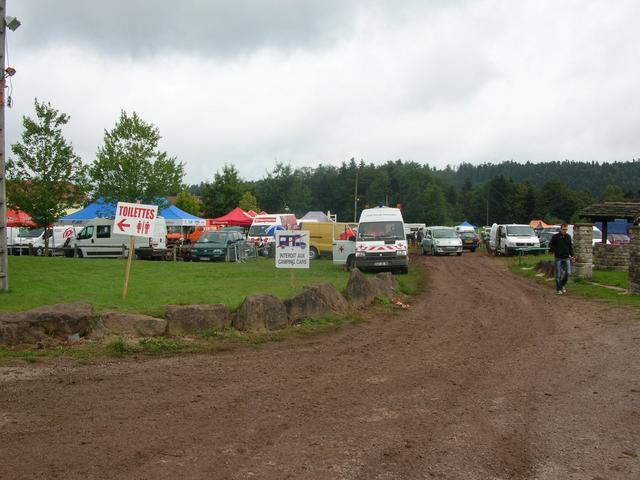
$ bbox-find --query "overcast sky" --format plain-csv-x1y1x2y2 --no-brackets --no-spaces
5,0,640,184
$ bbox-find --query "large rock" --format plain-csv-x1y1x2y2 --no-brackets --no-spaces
93,312,167,337
345,268,399,307
165,304,230,335
0,303,93,346
233,294,288,332
285,283,348,322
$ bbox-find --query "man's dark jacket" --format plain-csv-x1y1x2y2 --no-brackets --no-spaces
549,232,574,259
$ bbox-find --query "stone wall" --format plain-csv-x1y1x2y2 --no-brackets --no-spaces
573,223,593,279
629,226,640,294
593,244,630,271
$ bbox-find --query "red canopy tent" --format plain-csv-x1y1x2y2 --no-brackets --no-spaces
210,207,254,227
6,209,36,227
246,210,257,218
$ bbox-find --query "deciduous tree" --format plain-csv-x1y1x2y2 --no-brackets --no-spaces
8,99,88,255
89,110,184,205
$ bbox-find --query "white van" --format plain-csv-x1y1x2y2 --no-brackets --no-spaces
247,213,297,252
489,223,539,256
567,225,607,247
69,218,167,258
355,206,408,274
10,225,79,255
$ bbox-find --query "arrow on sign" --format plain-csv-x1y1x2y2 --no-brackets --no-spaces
116,219,131,232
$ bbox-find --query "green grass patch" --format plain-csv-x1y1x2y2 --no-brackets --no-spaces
510,256,640,308
1,256,423,316
0,345,100,363
0,256,355,316
105,338,141,357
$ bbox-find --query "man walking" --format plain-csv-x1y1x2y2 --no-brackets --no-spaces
548,224,576,295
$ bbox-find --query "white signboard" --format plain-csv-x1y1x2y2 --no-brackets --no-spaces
114,202,158,238
275,230,310,269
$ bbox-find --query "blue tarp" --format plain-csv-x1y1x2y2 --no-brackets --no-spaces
58,200,205,226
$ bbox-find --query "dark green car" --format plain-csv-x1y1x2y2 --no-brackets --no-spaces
189,230,245,262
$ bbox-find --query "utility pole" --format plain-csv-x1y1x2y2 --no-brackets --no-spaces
0,1,18,292
0,0,9,291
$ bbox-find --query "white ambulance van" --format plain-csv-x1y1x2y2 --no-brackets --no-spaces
247,213,297,254
69,218,167,258
355,206,408,274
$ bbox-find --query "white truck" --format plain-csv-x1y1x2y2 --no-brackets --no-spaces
354,206,408,274
10,225,79,255
68,218,167,258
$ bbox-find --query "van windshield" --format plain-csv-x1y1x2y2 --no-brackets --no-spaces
18,228,43,238
248,225,270,236
358,221,404,241
432,229,457,239
506,226,535,236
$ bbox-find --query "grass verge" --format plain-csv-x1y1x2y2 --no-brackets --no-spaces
510,254,640,307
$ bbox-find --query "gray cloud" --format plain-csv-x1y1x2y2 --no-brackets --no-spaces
5,1,640,185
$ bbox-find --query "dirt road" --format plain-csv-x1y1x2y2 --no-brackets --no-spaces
2,254,640,479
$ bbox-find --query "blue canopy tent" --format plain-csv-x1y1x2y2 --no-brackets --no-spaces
58,200,205,227
458,220,477,229
159,205,205,227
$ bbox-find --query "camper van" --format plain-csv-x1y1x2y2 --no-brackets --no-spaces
355,206,408,274
69,218,167,258
489,223,539,256
247,214,297,251
299,221,355,260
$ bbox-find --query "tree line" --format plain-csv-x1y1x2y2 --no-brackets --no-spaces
8,100,640,238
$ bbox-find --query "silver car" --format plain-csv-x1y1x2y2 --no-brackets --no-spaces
422,226,463,256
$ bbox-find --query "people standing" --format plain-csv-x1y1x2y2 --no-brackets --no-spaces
416,228,423,247
548,224,576,295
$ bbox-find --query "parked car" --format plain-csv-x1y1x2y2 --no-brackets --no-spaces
187,230,247,262
422,226,462,256
538,230,555,248
459,231,480,252
607,233,630,244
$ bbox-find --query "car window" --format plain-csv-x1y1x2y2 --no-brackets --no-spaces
77,226,94,240
96,225,111,239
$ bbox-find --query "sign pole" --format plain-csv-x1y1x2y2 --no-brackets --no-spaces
290,268,295,289
122,235,136,299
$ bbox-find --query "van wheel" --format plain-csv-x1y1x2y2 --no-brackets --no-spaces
398,266,409,275
309,247,319,260
35,247,44,256
75,248,83,258
457,252,462,256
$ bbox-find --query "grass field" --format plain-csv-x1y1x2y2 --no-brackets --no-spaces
511,254,640,307
0,256,422,316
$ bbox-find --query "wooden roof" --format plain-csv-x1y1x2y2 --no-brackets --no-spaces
579,201,640,223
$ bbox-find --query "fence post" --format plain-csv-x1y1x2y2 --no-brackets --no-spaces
629,226,640,294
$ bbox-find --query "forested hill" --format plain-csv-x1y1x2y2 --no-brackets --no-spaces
433,160,640,197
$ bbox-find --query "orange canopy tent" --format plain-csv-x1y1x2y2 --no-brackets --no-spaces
529,219,548,230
